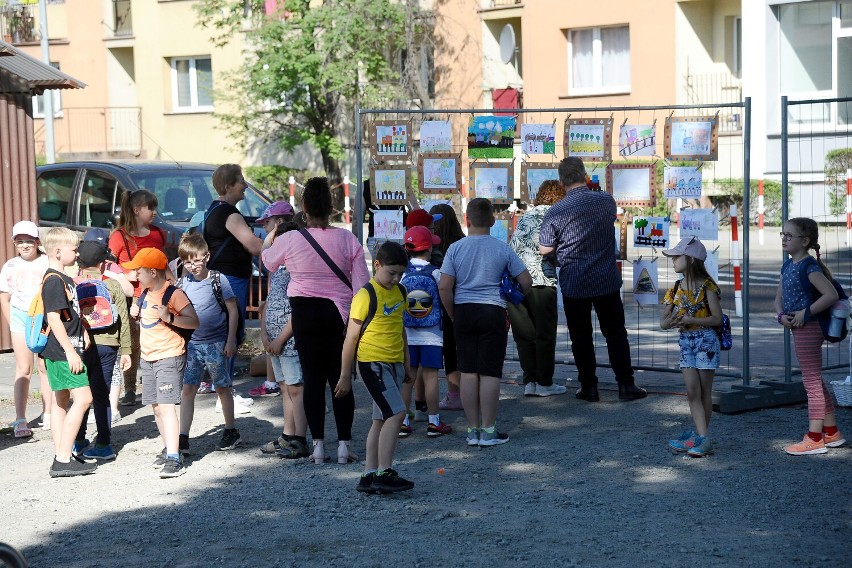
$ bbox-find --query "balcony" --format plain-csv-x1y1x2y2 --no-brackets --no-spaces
0,4,38,45
113,0,132,36
34,107,143,159
684,72,742,133
480,0,523,19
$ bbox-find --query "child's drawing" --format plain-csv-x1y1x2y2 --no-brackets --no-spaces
679,208,718,241
490,219,510,242
370,120,412,160
521,123,556,155
420,121,453,152
473,166,510,201
420,155,459,193
633,216,670,249
372,168,409,203
632,259,659,305
565,118,612,161
521,165,559,203
665,117,718,160
609,165,655,207
664,167,702,199
373,209,405,240
619,124,656,157
468,115,515,159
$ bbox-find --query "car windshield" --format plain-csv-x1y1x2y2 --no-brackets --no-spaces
128,169,268,222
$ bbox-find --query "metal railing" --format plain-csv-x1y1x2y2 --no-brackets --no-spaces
34,107,142,155
0,4,38,44
684,73,742,133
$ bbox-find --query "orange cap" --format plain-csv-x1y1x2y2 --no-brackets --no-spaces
121,247,168,270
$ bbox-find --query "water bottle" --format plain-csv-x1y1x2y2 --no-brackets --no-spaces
828,299,852,339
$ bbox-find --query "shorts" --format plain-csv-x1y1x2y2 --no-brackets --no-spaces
357,361,405,421
270,354,303,386
183,341,232,388
679,329,721,370
44,358,89,391
140,355,185,405
408,344,443,370
9,306,26,334
453,303,508,378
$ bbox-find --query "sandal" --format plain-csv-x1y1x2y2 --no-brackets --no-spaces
276,438,310,459
11,419,33,439
337,440,359,464
260,435,291,455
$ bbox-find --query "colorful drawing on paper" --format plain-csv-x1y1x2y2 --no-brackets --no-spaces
632,259,659,305
679,209,718,241
619,124,656,157
521,124,556,155
374,169,407,201
670,121,712,157
633,216,670,249
490,219,510,242
610,166,654,207
373,210,405,240
567,124,606,158
584,163,608,192
664,167,702,199
468,115,515,158
420,121,452,152
525,167,559,202
422,157,458,190
704,250,719,282
473,167,510,201
375,124,409,156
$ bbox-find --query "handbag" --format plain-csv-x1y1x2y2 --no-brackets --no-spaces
500,268,525,305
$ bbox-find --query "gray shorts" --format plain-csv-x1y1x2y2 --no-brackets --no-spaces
357,361,405,421
140,355,186,405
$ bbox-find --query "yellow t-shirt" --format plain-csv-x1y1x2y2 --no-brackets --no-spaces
138,282,192,361
350,278,406,363
662,278,720,331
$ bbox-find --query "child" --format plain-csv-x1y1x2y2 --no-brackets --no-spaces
660,237,722,458
0,220,51,436
438,198,531,447
175,233,242,453
399,225,452,438
74,238,132,460
108,190,167,407
124,248,198,477
775,217,845,455
339,242,415,494
40,228,96,477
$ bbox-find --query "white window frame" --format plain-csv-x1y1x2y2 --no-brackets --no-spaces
33,89,62,119
567,25,631,96
170,56,214,113
732,16,742,78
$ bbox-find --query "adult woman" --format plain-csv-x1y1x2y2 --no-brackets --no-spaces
430,203,466,410
262,177,370,464
508,180,567,397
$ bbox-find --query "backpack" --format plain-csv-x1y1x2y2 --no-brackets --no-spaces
137,285,195,345
74,276,118,331
791,257,850,343
401,262,442,328
672,279,732,351
24,273,70,354
175,270,245,344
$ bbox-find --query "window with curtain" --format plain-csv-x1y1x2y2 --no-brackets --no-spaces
568,25,630,95
170,56,214,111
32,62,62,118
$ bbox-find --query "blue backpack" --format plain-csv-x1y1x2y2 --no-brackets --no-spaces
790,256,850,343
401,262,442,328
74,277,118,331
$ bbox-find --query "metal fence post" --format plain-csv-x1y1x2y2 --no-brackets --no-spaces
354,105,364,244
781,95,791,383
742,96,751,385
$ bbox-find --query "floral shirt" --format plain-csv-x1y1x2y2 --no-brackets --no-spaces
510,205,556,287
662,278,721,332
264,266,297,357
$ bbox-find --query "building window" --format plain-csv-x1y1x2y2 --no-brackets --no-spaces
567,25,630,95
170,57,213,112
32,61,62,118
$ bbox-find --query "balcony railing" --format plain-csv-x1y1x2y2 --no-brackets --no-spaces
684,72,742,133
489,0,523,6
0,4,38,44
113,0,132,36
35,107,143,156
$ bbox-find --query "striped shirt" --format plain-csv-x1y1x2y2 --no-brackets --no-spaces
539,188,622,298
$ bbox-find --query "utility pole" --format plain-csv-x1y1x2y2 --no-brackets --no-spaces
38,0,55,164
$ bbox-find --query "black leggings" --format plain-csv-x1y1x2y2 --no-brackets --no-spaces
290,296,354,441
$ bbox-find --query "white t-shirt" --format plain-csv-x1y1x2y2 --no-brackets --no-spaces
0,254,49,310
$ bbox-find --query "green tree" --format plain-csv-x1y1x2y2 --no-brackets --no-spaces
825,148,852,216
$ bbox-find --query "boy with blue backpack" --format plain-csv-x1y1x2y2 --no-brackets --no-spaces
399,226,452,438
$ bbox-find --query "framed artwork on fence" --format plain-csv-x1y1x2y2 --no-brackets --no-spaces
585,162,609,192
633,216,671,249
370,165,411,205
663,166,702,199
420,120,453,152
373,209,405,240
520,123,557,155
370,120,412,161
565,117,613,161
490,211,515,243
469,160,514,204
468,115,516,159
607,164,656,207
520,162,559,204
664,116,718,161
619,124,656,157
418,153,461,194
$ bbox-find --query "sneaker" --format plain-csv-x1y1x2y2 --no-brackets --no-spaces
372,468,414,494
356,472,377,494
110,410,122,426
119,391,136,406
534,384,567,397
179,434,190,455
667,430,697,453
399,424,413,438
523,382,537,396
248,384,281,397
427,421,453,437
414,409,428,422
49,456,97,478
478,427,509,447
216,398,252,414
217,429,242,451
785,434,828,456
466,427,480,447
686,436,714,457
233,392,254,406
439,393,463,411
824,430,846,448
83,444,116,460
72,438,90,457
152,449,167,468
159,457,186,478
197,382,213,394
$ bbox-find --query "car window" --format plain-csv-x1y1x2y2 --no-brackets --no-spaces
36,169,77,223
79,170,121,229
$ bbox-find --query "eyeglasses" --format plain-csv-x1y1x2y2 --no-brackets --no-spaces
14,240,37,247
779,232,805,241
184,256,208,266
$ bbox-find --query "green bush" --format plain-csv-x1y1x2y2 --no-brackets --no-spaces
825,148,852,216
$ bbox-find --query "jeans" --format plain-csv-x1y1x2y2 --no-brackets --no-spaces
78,344,118,446
507,286,558,386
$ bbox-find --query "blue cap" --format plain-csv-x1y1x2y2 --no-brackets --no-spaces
83,227,110,245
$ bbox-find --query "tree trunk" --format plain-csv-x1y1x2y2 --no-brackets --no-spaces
321,148,344,221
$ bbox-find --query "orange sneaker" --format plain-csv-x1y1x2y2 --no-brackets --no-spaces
784,434,827,456
824,430,846,448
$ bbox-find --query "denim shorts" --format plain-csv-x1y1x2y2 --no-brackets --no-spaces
270,354,303,386
678,328,721,370
183,341,232,388
9,306,26,334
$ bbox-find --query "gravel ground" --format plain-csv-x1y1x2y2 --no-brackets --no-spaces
1,358,850,568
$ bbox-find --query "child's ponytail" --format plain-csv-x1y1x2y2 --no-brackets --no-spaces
117,190,158,238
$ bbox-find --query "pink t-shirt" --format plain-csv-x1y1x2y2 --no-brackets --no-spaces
261,227,369,324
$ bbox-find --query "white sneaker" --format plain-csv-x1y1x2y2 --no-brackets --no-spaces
534,384,568,397
523,382,537,396
231,390,254,406
216,398,252,414
111,410,122,426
